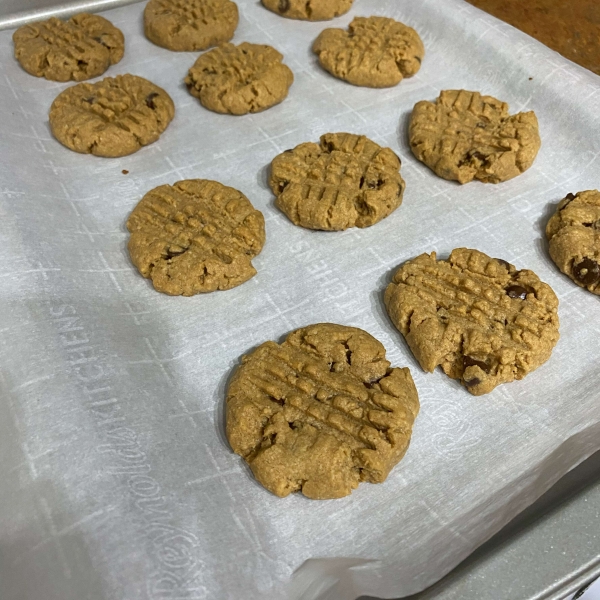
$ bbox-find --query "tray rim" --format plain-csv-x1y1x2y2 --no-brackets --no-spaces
0,0,141,30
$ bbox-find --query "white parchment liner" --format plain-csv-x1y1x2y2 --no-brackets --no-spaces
1,1,599,598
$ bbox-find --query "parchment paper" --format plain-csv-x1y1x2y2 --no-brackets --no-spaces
1,1,599,599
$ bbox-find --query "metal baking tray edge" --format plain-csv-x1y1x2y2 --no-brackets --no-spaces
394,450,600,600
0,0,141,30
2,2,599,600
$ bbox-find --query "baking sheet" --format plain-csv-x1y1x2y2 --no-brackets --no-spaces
0,0,139,30
1,1,600,599
405,450,600,600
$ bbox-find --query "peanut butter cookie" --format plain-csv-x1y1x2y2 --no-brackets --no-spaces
312,16,424,88
185,42,293,115
409,90,541,184
49,74,174,157
144,0,238,52
262,0,353,21
384,249,559,396
127,179,265,296
226,323,419,499
13,13,124,82
270,132,405,231
546,190,600,295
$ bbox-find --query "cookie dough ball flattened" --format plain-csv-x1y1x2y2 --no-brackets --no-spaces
144,0,238,52
185,43,293,115
384,249,560,396
49,74,175,157
409,90,541,184
312,16,424,88
546,190,600,295
127,179,265,296
262,0,353,21
226,324,419,499
270,133,405,231
13,13,124,82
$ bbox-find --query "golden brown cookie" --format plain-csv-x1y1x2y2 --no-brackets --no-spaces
185,42,294,115
49,74,174,158
409,90,541,184
226,323,419,499
13,13,124,82
144,0,238,52
262,0,353,21
384,249,560,396
312,16,424,88
546,190,600,295
269,133,405,231
127,179,265,296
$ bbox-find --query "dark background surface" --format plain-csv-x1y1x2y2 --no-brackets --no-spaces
466,0,600,76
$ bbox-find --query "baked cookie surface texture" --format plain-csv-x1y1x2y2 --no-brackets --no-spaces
409,90,541,184
384,248,559,396
546,190,600,295
144,0,238,51
13,13,124,82
226,323,419,499
49,74,175,157
270,132,405,231
262,0,353,21
127,179,265,296
312,16,424,88
185,42,293,115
